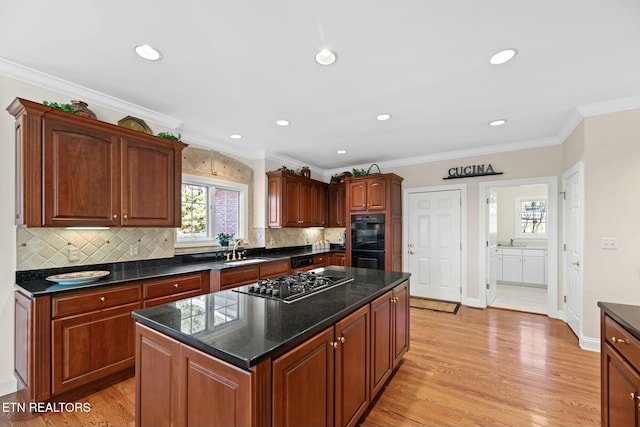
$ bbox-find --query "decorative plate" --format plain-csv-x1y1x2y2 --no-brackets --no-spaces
46,270,110,285
117,115,153,134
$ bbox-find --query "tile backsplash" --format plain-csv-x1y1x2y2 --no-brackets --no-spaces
16,228,175,271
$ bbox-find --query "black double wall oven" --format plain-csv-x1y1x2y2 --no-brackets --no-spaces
351,213,385,270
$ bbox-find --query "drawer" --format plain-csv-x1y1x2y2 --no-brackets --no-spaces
604,315,640,368
52,284,141,318
144,273,203,300
259,260,290,279
522,249,546,257
220,265,260,287
143,289,203,308
313,254,327,265
501,248,522,256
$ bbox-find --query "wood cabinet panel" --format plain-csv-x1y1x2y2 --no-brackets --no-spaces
42,118,120,227
272,326,335,427
52,302,140,395
348,181,368,212
143,289,204,308
602,343,640,427
392,281,410,366
335,305,370,427
328,252,346,267
259,259,290,278
220,265,260,289
370,291,392,398
267,171,329,228
366,178,386,211
121,137,176,226
136,323,181,427
181,344,254,427
52,283,141,318
328,184,346,227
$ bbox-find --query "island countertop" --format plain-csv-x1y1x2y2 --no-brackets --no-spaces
132,266,411,369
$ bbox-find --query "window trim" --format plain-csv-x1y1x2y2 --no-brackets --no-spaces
175,174,248,248
514,196,547,238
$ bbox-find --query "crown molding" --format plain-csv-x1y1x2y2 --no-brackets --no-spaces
323,136,560,180
0,57,183,129
555,108,585,145
577,94,640,117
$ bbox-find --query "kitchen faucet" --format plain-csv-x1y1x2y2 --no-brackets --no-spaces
232,239,241,260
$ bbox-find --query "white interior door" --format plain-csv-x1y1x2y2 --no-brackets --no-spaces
563,164,583,337
486,189,498,305
408,190,462,302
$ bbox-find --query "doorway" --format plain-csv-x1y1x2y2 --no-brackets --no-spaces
478,177,559,318
403,185,466,303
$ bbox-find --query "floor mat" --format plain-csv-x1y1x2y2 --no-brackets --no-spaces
410,297,460,314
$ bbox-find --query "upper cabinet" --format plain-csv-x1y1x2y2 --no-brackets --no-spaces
346,174,402,217
267,171,329,228
8,98,186,227
328,183,346,227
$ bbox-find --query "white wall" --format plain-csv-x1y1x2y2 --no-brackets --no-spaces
496,184,548,245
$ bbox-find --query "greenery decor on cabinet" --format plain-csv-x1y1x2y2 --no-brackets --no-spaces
352,168,368,177
43,101,80,114
157,132,182,141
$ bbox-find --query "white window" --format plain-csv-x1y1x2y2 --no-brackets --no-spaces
515,197,547,237
176,174,248,247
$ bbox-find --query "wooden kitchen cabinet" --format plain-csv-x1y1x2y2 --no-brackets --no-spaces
273,305,370,427
328,252,346,266
601,312,640,426
210,259,291,292
328,183,346,227
8,98,186,227
15,271,209,403
370,280,409,398
267,170,328,228
50,283,141,395
345,173,404,271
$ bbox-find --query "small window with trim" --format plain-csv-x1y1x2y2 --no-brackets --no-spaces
177,174,248,247
515,197,547,237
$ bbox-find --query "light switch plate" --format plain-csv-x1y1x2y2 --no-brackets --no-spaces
601,237,618,249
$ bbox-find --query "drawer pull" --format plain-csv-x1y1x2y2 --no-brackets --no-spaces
100,296,105,302
174,283,179,288
612,336,630,344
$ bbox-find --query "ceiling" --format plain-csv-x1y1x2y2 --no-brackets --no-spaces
2,1,640,172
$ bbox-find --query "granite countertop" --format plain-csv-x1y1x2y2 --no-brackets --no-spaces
598,301,640,342
16,247,346,297
132,266,411,369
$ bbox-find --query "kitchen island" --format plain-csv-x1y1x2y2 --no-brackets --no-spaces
132,266,410,427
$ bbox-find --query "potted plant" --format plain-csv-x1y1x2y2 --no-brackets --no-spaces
217,232,234,247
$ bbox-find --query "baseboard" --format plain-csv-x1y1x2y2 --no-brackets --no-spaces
580,335,600,352
0,374,17,398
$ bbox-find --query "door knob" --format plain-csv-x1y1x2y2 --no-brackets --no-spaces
409,250,415,255
409,243,414,248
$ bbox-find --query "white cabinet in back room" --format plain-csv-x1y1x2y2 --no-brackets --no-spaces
496,248,547,286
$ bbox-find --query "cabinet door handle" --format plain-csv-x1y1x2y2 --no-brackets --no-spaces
174,283,179,288
331,342,339,349
100,296,105,302
339,336,345,343
631,392,637,400
113,214,118,219
612,336,630,344
124,214,128,219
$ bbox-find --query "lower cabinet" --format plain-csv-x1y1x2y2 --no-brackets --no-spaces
497,248,547,285
328,252,346,266
211,259,292,291
272,304,370,427
15,271,208,403
601,312,640,426
370,280,409,397
135,323,262,427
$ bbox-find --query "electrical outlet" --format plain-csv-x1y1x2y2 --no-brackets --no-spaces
68,246,80,262
130,243,139,256
601,237,618,250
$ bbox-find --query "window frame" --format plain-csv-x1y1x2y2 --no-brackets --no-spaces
175,174,248,248
514,196,548,238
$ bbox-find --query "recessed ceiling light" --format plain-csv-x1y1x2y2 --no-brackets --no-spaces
489,119,507,126
489,48,518,65
229,134,242,139
315,48,337,66
337,150,347,154
376,113,392,121
276,119,290,126
134,44,162,61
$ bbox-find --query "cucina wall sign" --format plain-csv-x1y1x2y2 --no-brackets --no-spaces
443,163,503,180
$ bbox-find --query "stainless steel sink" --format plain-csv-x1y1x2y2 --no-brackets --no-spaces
224,258,271,267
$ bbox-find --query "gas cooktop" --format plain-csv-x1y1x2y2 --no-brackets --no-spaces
232,271,353,303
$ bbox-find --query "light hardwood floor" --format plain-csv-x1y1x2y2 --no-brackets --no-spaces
1,306,600,427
